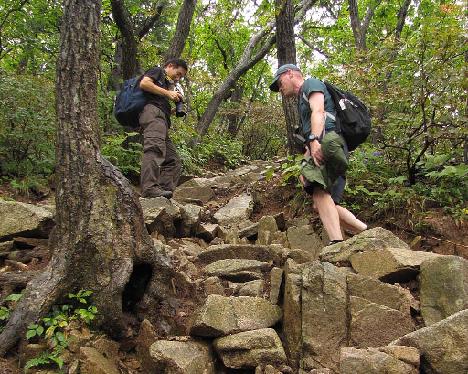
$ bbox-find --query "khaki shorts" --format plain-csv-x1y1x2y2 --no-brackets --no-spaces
300,131,348,203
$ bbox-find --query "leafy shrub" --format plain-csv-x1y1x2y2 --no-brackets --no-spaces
24,290,98,372
101,132,142,178
0,73,56,180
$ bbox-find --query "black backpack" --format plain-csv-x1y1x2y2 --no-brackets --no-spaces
323,81,371,151
114,76,147,128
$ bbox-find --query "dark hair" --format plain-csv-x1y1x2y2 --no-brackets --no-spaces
164,58,188,71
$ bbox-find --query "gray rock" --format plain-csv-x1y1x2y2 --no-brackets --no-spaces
177,203,202,237
419,255,468,325
190,295,282,337
270,267,283,304
257,216,278,245
238,280,264,297
301,262,348,372
349,247,440,282
0,200,55,239
391,309,468,374
347,273,414,314
213,328,286,369
149,339,215,374
196,223,219,242
214,194,253,226
197,244,282,265
140,197,181,237
340,347,419,374
320,227,409,264
204,259,271,281
173,185,215,204
349,296,415,347
282,260,305,369
287,225,322,259
80,347,120,374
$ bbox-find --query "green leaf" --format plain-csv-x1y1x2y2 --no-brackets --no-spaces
26,329,37,340
4,293,22,302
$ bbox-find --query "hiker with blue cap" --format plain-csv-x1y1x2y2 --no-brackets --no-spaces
270,64,367,245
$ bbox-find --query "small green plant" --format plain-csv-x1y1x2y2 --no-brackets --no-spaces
0,293,23,333
24,290,98,372
279,154,303,186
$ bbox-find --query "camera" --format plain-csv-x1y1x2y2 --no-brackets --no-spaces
174,84,186,117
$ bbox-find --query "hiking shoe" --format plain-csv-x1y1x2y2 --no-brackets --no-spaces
141,188,173,199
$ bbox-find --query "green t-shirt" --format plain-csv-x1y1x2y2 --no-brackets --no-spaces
298,78,336,137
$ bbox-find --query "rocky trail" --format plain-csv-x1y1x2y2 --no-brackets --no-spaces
0,160,467,374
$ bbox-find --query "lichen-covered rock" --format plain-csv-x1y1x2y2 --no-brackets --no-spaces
149,339,215,374
190,295,282,337
301,262,348,372
213,328,286,369
213,194,253,226
320,227,409,264
340,347,419,374
204,259,271,281
347,273,413,314
419,255,468,325
391,309,468,374
79,347,120,374
349,247,440,282
349,296,415,347
197,244,282,265
0,199,55,239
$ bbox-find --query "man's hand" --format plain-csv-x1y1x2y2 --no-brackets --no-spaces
310,140,324,166
166,90,183,102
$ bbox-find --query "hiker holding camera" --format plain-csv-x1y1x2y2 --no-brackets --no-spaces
270,64,367,245
138,58,188,199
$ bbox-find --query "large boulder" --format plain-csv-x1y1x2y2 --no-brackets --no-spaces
190,295,282,337
340,346,419,374
213,328,286,369
149,339,215,374
419,255,468,325
391,309,468,374
349,247,440,282
301,262,348,372
320,227,409,264
286,225,322,259
0,199,55,239
173,185,215,204
347,273,413,314
349,296,414,347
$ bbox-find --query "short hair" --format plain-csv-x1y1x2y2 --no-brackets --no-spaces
164,58,188,71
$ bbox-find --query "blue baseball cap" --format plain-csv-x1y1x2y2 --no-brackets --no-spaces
269,64,301,92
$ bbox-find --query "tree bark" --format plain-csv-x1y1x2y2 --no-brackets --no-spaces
275,0,302,155
194,0,317,141
163,0,197,62
348,0,381,51
0,0,174,356
110,0,165,83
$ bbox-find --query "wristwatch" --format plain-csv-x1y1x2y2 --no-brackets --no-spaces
308,134,320,143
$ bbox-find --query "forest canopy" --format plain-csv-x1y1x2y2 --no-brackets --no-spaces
0,0,466,218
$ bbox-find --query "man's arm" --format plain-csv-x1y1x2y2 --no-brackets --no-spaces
308,91,326,165
139,76,181,102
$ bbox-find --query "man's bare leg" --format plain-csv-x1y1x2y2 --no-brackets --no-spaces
336,205,367,234
313,188,343,241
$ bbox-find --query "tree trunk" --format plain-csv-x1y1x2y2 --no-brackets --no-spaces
163,0,197,62
275,0,302,155
0,0,174,356
226,84,244,136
